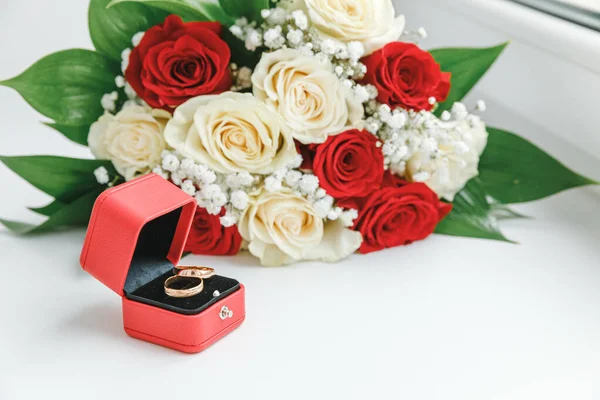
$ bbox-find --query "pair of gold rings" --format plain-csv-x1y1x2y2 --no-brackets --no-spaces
164,266,215,298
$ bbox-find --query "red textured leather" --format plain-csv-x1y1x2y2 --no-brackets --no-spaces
123,285,246,353
80,174,246,353
80,174,197,296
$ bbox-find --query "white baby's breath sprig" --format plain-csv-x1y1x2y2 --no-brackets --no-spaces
260,158,359,226
230,65,254,91
264,26,285,49
401,27,429,44
101,91,119,113
157,151,260,226
121,48,131,74
475,100,487,112
115,76,126,88
100,31,149,114
94,166,110,185
228,6,368,102
367,100,489,200
131,31,145,47
94,166,122,187
157,150,359,229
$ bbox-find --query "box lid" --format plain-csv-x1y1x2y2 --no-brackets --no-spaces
80,174,197,296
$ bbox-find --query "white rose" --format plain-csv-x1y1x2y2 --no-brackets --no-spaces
407,118,489,201
238,189,362,267
88,105,170,181
288,0,405,55
163,92,298,174
252,48,364,144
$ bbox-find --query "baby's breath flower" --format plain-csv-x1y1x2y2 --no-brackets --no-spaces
131,31,145,47
231,66,253,91
94,166,110,185
230,190,250,210
220,213,237,228
290,10,308,30
347,41,365,61
368,99,489,200
121,48,131,73
152,166,169,180
339,209,359,227
245,29,262,51
124,82,137,100
179,158,195,176
286,29,304,46
284,170,302,187
266,7,287,25
298,174,319,195
264,26,285,49
180,179,197,196
100,91,118,113
354,85,371,103
320,39,337,55
230,24,243,38
476,100,487,112
162,153,180,172
264,175,283,192
115,76,126,88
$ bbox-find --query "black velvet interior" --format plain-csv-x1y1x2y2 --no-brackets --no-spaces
123,208,182,294
127,271,240,315
123,207,240,315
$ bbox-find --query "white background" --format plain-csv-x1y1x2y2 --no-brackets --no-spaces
560,0,600,12
1,1,599,399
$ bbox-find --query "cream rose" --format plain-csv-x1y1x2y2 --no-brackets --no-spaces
88,105,170,181
287,0,405,55
238,189,362,267
163,92,298,174
406,118,489,201
252,49,364,144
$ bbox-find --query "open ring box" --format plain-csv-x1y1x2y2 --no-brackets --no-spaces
80,173,246,353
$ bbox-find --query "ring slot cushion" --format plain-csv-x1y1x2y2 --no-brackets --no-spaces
80,174,246,353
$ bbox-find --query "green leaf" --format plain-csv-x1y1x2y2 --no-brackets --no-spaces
491,204,530,221
0,220,39,235
221,27,260,68
435,178,513,243
0,49,120,125
479,128,597,203
0,155,116,203
29,199,68,217
0,190,102,234
108,0,235,24
219,0,268,21
89,0,169,61
43,122,90,146
430,43,508,115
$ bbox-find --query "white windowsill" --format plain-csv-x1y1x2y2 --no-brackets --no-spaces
432,0,600,73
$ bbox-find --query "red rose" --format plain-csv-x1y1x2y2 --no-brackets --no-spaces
184,207,242,256
296,141,317,171
339,180,452,254
361,42,451,112
312,129,385,199
126,15,232,110
381,170,408,188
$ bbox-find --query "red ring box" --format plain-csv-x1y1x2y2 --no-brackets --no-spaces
80,173,246,353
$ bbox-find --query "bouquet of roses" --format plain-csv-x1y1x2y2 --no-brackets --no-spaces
1,0,595,267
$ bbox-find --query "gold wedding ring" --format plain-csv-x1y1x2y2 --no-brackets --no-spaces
164,266,215,298
164,275,204,298
175,266,216,279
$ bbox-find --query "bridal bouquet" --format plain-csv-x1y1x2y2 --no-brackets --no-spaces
1,0,595,266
